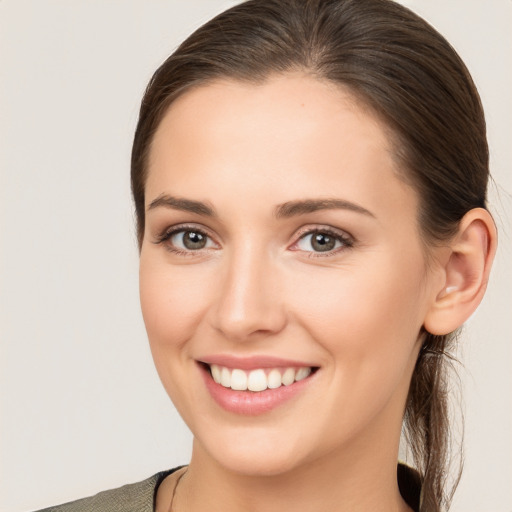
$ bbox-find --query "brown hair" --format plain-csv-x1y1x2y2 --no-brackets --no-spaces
131,1,489,509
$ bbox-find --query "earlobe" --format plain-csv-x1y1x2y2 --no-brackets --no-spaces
424,208,497,336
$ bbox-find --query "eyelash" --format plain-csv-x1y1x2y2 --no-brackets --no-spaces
292,227,354,258
153,224,355,258
153,224,216,257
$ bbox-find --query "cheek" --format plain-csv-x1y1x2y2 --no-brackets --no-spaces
290,252,427,382
295,266,424,339
139,255,212,351
287,259,426,439
138,254,217,418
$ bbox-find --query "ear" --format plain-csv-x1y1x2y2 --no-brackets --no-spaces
423,208,497,336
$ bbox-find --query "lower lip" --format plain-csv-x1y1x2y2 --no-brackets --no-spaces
199,364,316,416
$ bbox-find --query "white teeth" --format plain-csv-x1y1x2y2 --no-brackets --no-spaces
267,369,282,389
247,369,267,392
281,367,295,386
295,367,312,381
209,365,314,392
220,367,231,387
230,369,248,391
211,364,221,384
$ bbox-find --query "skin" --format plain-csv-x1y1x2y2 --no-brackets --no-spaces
139,74,480,512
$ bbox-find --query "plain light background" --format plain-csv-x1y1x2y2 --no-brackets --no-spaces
1,1,510,511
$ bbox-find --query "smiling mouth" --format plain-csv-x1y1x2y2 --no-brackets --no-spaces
204,363,317,392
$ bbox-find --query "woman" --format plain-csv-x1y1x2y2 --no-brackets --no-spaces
34,0,497,511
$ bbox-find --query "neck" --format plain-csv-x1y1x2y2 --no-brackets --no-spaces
176,428,411,512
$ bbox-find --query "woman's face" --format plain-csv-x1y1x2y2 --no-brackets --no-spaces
139,74,444,475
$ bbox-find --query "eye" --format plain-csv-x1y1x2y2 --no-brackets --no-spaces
155,226,218,254
293,229,353,255
171,230,212,250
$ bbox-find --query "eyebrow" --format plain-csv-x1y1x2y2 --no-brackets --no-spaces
147,194,375,219
274,198,375,219
147,194,216,217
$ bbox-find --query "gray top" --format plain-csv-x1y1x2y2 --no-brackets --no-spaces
34,469,176,512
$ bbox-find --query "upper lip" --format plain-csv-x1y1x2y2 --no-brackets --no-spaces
198,354,317,371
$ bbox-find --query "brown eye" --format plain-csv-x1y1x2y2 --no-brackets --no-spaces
171,230,209,250
295,229,353,255
154,225,219,255
310,233,336,252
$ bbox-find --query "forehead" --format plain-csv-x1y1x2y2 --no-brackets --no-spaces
150,73,391,163
146,73,416,219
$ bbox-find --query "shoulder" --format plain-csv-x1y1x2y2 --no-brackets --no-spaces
33,468,181,512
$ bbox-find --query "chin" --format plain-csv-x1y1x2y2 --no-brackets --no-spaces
193,424,313,477
212,449,306,478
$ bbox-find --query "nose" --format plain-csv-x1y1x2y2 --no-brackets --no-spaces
209,243,287,342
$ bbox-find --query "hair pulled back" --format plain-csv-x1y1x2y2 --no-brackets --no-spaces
131,1,489,509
